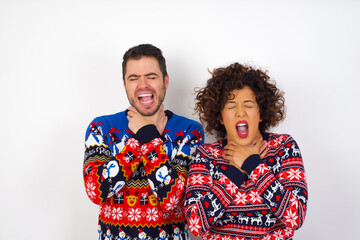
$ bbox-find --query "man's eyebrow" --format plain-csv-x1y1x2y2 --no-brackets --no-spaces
145,72,159,77
126,72,159,80
127,74,139,79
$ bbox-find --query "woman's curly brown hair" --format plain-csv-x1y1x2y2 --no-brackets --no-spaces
194,62,286,139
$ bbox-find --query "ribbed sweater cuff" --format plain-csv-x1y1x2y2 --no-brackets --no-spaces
223,165,247,188
241,154,262,175
134,125,161,145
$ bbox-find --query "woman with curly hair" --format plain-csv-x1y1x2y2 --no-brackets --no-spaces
185,63,308,240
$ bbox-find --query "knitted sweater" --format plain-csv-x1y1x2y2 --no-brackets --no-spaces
184,133,307,240
83,110,204,240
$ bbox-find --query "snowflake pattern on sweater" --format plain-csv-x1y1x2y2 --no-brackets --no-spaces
184,133,307,240
84,110,204,240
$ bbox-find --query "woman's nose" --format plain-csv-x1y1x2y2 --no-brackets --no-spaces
235,106,246,117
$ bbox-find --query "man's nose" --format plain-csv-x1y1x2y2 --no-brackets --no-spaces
138,76,149,87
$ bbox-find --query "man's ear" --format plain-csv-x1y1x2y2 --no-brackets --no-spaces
164,74,169,90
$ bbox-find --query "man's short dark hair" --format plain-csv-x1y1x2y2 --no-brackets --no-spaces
122,44,167,79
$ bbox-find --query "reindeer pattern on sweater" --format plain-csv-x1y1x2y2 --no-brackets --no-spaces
185,133,307,240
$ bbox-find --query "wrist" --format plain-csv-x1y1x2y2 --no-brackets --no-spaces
134,125,161,145
241,154,262,175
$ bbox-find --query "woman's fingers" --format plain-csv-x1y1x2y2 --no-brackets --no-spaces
259,140,268,159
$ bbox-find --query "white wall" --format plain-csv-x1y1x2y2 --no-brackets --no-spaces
1,0,359,239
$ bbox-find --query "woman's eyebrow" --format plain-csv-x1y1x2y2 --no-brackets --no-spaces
244,100,255,103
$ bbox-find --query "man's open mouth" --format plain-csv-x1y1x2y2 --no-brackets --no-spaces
138,93,153,104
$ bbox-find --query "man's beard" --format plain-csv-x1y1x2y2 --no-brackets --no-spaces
128,91,166,116
133,100,163,116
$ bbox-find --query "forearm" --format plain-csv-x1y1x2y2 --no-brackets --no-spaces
138,124,204,211
185,149,248,235
250,138,308,230
141,137,187,211
83,121,141,204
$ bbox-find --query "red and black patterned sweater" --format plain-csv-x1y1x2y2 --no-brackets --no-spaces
185,133,307,240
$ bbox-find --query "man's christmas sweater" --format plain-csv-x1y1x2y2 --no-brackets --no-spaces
184,133,307,240
83,110,204,240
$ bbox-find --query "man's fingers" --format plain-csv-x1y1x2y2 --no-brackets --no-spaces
127,106,137,118
158,104,164,112
127,111,133,118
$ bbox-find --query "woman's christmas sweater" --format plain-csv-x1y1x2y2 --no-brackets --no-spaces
184,133,307,240
83,110,204,240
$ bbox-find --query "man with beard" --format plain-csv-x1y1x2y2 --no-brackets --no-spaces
83,44,204,240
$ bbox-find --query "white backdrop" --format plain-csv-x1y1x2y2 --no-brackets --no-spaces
1,0,359,239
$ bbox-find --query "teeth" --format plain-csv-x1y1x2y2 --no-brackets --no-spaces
236,123,248,134
138,93,153,104
139,94,152,97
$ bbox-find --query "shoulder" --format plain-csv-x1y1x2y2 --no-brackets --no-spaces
190,140,224,167
85,110,128,136
267,132,295,146
93,111,126,123
168,111,202,128
196,140,224,158
89,111,127,127
266,132,301,155
166,111,204,142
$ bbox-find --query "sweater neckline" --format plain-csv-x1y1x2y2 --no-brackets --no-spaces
124,109,174,121
221,132,269,147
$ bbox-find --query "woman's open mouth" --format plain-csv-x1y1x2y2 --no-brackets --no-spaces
236,121,249,138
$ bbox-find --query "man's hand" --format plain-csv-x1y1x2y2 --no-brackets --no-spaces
154,105,167,135
223,136,268,173
127,105,167,134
